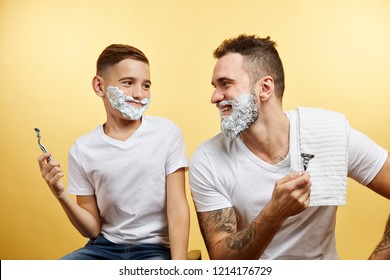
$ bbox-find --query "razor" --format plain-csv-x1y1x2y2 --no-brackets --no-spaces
34,128,52,162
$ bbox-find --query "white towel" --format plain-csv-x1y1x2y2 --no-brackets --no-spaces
289,107,349,206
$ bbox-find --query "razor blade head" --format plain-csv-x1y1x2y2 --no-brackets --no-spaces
34,128,41,139
34,127,51,162
301,153,315,171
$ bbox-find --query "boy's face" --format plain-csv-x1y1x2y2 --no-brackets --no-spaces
102,58,151,120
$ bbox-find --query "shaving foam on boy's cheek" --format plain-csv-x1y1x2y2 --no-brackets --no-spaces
106,86,151,120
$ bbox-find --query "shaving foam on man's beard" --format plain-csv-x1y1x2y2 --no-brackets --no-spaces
219,89,259,140
106,86,151,120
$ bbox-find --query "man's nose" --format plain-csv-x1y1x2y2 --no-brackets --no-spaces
211,89,224,104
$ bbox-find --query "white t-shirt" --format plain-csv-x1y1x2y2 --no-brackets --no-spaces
189,111,388,259
68,116,188,246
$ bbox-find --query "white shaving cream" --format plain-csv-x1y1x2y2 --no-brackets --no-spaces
219,89,259,140
106,86,151,120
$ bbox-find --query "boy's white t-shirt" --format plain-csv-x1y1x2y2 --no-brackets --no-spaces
189,111,388,259
68,116,188,246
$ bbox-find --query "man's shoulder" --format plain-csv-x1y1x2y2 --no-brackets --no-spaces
296,106,347,119
191,133,230,163
197,133,226,150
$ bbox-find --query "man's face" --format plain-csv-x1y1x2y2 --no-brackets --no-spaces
211,53,259,139
103,58,151,120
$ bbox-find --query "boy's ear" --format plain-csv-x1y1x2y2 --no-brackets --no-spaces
92,76,105,97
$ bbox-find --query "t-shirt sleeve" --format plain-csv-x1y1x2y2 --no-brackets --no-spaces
67,142,95,195
189,146,233,212
348,127,388,186
165,124,188,175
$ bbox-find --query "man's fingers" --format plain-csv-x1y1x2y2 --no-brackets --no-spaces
279,172,311,192
293,172,311,191
277,171,305,184
299,188,311,207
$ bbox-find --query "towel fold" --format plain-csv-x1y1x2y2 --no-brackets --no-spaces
289,107,349,206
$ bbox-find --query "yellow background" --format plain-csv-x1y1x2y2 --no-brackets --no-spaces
0,0,389,260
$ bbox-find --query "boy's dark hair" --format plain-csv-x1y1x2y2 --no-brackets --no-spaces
96,44,149,76
214,34,285,98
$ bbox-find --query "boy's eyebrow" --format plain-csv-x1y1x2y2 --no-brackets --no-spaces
118,76,135,81
118,77,152,85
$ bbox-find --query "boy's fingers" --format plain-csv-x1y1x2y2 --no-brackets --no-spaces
37,153,52,169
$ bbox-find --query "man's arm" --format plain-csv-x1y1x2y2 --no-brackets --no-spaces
365,154,390,259
368,214,390,260
197,172,311,260
366,154,390,199
167,168,190,259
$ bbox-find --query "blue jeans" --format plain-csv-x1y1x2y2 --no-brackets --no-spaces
60,235,171,260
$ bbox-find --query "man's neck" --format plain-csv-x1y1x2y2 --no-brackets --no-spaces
240,111,290,165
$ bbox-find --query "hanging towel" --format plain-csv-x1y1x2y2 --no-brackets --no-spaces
289,107,349,206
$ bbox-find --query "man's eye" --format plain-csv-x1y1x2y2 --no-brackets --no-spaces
222,82,231,87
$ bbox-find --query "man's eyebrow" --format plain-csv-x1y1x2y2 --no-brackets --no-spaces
213,77,234,85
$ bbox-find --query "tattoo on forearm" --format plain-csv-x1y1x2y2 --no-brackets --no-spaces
373,215,390,253
198,208,235,243
226,222,256,251
198,207,256,252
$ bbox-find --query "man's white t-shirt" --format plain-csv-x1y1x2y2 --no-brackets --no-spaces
68,116,188,246
189,111,388,259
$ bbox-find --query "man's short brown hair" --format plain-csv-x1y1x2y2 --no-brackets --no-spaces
214,34,285,98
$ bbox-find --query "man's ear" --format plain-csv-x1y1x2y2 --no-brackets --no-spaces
92,75,105,97
257,76,274,101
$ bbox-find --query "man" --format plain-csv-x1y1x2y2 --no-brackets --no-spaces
38,44,190,259
369,214,390,259
189,34,390,259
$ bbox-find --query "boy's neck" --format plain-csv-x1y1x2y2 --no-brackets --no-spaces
103,117,142,141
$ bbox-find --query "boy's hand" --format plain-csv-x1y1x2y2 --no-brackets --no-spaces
38,153,65,198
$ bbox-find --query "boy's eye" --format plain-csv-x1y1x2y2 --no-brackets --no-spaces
143,83,151,89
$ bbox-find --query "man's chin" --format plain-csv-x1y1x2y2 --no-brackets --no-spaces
221,128,240,141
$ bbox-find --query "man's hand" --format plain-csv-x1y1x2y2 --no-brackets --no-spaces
268,172,311,219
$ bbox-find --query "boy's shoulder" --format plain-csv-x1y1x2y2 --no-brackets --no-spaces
144,115,180,130
72,126,101,144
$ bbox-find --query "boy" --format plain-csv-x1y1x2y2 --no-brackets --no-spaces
38,44,190,260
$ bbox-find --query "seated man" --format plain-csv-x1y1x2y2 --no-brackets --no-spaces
189,34,390,260
369,214,390,260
